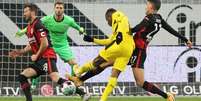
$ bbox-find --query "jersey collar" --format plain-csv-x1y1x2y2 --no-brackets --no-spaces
54,15,64,22
30,17,39,25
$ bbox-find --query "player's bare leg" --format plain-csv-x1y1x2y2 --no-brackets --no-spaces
132,67,175,101
132,68,144,87
18,68,37,101
100,68,121,101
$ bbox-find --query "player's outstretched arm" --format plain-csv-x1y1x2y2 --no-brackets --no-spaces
69,17,86,35
93,38,113,46
9,44,31,59
15,27,27,37
161,19,192,48
83,35,113,46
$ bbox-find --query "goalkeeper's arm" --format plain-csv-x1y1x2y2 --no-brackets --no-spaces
15,27,27,37
69,18,86,35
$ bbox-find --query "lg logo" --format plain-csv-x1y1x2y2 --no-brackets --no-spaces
166,4,201,45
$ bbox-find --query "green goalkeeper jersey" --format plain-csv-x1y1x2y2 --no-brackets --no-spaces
41,15,81,48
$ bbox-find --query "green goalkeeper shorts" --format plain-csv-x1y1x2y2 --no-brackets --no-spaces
54,46,75,62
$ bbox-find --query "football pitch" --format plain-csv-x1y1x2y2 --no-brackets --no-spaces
0,96,200,101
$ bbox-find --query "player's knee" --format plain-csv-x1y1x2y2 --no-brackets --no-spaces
111,69,121,78
50,76,59,83
21,68,37,78
135,79,144,87
68,59,77,65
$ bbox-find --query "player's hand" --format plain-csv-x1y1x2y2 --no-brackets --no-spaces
146,36,153,43
9,49,23,59
31,54,38,61
15,30,23,37
15,29,26,37
186,40,192,48
79,27,86,35
83,35,94,42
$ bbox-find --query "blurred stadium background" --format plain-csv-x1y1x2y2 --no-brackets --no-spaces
0,0,201,101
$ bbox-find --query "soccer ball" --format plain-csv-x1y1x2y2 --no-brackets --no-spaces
61,81,76,95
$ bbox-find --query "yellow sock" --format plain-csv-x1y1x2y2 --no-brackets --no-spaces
100,77,117,101
78,61,94,75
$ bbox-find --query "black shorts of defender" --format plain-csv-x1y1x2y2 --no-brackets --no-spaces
130,48,147,69
29,58,58,77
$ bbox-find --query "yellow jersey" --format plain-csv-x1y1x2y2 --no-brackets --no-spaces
94,11,135,71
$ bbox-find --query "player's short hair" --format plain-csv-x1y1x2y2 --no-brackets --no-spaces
54,0,64,7
147,0,161,11
24,3,38,15
105,8,117,17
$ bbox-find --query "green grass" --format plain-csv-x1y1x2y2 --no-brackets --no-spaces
0,96,200,101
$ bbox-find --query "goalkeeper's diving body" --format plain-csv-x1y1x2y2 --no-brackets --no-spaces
68,8,135,101
16,1,90,100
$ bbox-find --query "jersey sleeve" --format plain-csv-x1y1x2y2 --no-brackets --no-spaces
131,16,151,33
34,20,48,38
68,16,81,31
40,16,50,25
161,19,188,42
93,34,114,46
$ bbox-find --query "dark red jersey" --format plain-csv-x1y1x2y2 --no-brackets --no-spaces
26,18,56,59
131,14,188,49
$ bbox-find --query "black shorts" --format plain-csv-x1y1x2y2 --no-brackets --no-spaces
130,48,147,69
29,58,58,77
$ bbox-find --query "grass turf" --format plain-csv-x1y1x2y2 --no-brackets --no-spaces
0,96,200,101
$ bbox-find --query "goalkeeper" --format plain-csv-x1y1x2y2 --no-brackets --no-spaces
16,1,90,100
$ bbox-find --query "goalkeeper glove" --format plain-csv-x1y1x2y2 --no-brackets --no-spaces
15,28,27,37
79,27,86,35
83,35,94,42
